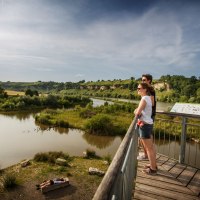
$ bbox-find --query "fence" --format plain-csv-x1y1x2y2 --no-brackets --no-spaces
93,116,138,200
154,111,200,168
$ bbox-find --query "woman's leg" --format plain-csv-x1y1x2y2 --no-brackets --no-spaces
141,138,157,170
141,139,148,157
40,180,51,188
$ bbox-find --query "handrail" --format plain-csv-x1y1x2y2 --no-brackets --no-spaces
154,111,200,167
93,116,138,200
93,111,200,200
156,111,200,119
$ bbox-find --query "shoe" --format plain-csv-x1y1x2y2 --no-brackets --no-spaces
144,164,158,170
142,167,157,175
137,154,148,161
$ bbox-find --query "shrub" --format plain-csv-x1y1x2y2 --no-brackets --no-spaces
85,114,114,135
2,173,18,189
33,151,71,164
34,152,49,162
35,114,52,125
56,119,69,128
85,149,98,159
79,108,96,118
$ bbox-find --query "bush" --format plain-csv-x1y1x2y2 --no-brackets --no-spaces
35,114,52,125
85,149,98,159
34,151,71,164
85,114,114,135
2,173,18,189
56,119,69,128
79,108,96,118
34,152,49,162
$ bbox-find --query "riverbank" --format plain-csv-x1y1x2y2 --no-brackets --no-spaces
0,156,108,200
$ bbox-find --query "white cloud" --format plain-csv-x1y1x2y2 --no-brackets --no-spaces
75,74,85,78
0,0,199,81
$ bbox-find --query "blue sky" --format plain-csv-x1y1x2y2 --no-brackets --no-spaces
0,0,200,82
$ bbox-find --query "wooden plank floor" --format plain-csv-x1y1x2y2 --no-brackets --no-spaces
133,154,200,200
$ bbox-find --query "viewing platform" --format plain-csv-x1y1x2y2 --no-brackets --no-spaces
134,154,200,200
93,111,200,200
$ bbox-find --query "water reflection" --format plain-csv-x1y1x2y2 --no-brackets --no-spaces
1,111,38,121
0,112,122,169
82,133,116,149
35,121,69,134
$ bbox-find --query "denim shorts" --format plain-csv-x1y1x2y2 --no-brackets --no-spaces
138,124,153,139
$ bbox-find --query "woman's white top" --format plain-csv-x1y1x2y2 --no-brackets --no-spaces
140,96,153,124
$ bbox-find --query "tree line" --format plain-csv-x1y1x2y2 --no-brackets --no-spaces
0,87,91,111
0,75,200,103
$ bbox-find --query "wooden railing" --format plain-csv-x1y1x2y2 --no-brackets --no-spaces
93,116,138,200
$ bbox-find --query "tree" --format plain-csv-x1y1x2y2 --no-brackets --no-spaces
25,89,39,97
0,86,8,98
128,80,134,91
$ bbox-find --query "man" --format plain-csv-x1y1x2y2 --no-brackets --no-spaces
137,74,156,161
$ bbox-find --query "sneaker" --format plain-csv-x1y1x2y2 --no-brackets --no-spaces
142,167,157,175
137,154,149,161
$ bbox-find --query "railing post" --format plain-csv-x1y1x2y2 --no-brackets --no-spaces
179,117,187,164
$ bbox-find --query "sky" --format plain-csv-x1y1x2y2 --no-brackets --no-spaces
0,0,200,82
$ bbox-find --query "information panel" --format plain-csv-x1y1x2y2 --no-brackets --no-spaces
170,103,200,115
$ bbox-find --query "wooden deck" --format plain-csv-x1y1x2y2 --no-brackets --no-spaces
133,154,200,200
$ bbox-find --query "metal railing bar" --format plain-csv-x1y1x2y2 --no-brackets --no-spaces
156,111,200,119
156,118,180,123
186,123,200,127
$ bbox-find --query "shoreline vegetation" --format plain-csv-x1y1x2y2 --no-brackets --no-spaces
35,102,136,136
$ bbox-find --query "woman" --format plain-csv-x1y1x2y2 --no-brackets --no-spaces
36,178,65,190
134,82,157,175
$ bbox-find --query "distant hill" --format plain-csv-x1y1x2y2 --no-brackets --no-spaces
0,75,200,103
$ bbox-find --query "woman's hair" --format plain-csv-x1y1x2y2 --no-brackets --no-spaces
139,82,154,95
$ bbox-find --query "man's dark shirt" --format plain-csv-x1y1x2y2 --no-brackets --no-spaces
151,89,156,121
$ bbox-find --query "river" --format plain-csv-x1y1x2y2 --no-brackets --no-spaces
103,98,174,112
0,99,198,169
0,112,122,169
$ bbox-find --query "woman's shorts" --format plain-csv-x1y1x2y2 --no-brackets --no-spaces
138,124,153,139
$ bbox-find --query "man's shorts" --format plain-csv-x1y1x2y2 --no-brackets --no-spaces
138,124,153,139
